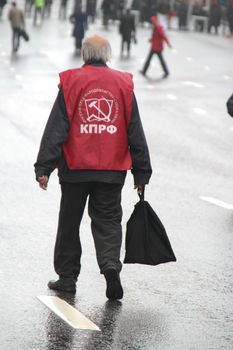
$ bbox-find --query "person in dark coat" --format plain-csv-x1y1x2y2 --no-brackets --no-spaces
69,4,87,54
208,0,221,34
0,0,7,19
86,0,96,23
227,93,233,117
119,9,136,57
34,34,152,299
177,0,188,30
192,1,208,32
227,0,233,36
141,0,157,21
140,16,172,78
101,0,111,28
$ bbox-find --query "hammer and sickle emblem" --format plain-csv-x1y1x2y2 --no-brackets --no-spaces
85,98,113,122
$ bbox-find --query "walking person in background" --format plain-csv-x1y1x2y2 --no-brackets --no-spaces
227,0,233,36
33,0,44,25
43,0,52,18
86,0,97,23
157,0,170,30
8,1,25,53
24,0,34,17
140,16,172,79
208,0,221,35
34,34,152,299
0,0,7,20
177,0,188,30
69,3,87,55
119,8,136,58
58,0,68,20
101,0,111,29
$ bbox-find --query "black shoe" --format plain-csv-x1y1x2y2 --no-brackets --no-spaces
104,269,123,300
163,73,169,79
48,278,76,293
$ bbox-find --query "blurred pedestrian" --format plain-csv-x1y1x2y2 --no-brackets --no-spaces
86,0,97,23
24,0,34,17
157,0,170,30
208,0,221,34
177,0,188,30
227,93,233,117
139,0,154,24
101,0,111,28
0,0,7,20
119,8,136,57
34,34,152,299
192,0,208,32
69,3,87,55
8,1,25,52
43,0,52,18
227,0,233,36
58,0,68,20
140,16,172,78
33,0,44,25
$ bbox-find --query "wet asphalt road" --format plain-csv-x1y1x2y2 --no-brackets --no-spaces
0,2,233,349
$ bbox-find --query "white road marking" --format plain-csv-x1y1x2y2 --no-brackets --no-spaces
1,52,7,57
224,75,231,81
193,107,207,115
171,49,177,54
167,94,177,101
200,196,233,210
37,296,100,331
15,75,22,81
186,56,193,62
146,85,155,89
183,81,204,88
204,65,210,71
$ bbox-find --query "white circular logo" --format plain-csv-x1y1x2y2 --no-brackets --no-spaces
79,89,119,124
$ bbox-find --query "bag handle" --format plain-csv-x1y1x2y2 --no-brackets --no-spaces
138,186,145,201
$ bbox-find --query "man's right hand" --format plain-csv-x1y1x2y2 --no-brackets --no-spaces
37,176,49,190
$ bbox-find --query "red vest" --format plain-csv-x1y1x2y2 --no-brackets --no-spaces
59,65,133,170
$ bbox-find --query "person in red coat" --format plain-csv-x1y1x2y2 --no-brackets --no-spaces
140,16,172,78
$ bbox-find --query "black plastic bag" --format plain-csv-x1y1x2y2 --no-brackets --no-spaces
124,194,176,265
20,29,29,42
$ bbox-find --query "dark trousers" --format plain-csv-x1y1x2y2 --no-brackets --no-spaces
208,22,219,34
54,182,123,280
75,37,82,50
142,50,169,75
121,39,131,55
12,27,21,52
228,19,233,34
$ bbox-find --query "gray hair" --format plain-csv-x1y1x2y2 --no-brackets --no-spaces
81,35,112,63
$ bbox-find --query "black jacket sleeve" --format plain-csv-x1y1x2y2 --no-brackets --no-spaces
227,94,233,117
34,89,69,179
128,94,152,185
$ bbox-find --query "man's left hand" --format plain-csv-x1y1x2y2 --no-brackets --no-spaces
134,184,145,196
